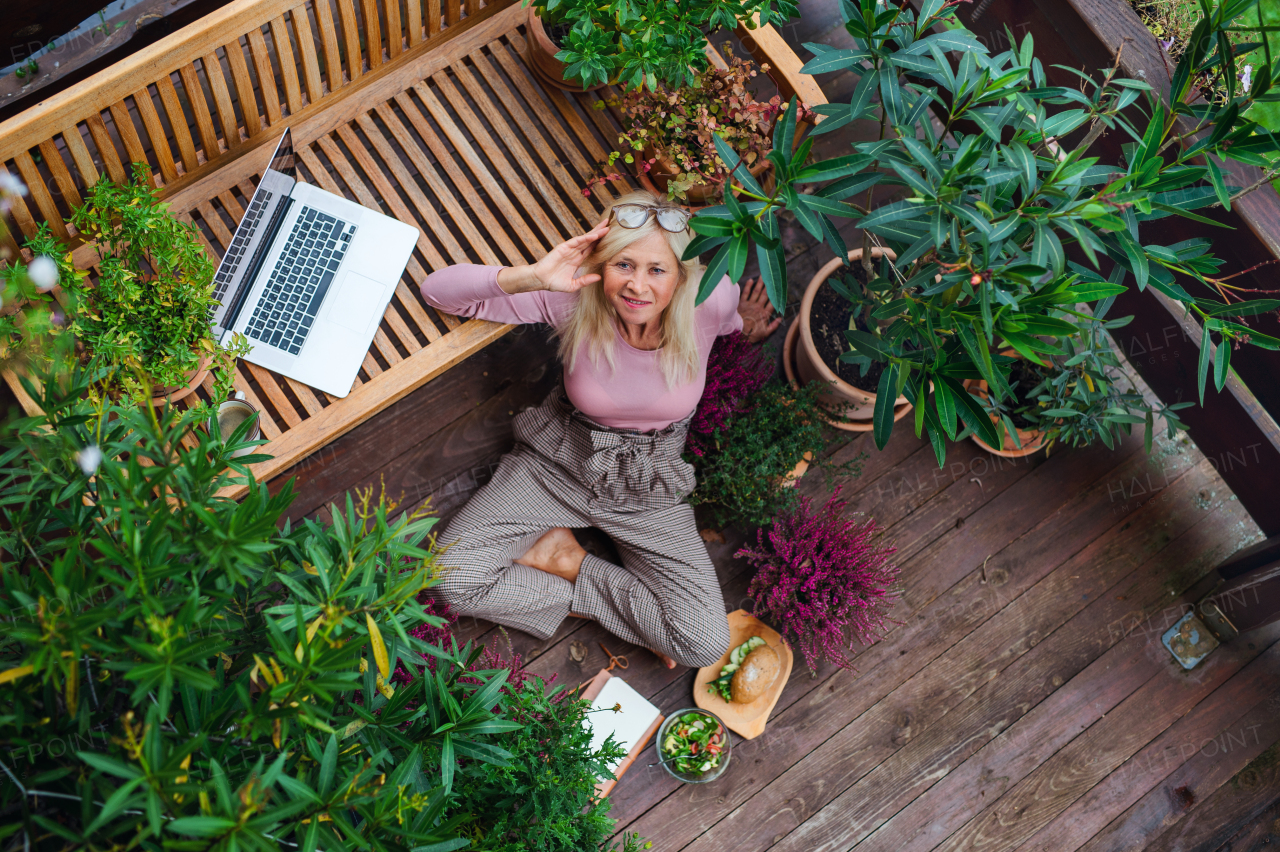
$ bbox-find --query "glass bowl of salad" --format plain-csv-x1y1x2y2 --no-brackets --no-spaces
655,708,731,783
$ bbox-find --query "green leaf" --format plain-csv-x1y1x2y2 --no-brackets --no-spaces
934,379,958,440
1197,325,1213,405
167,816,238,837
697,238,734,305
1206,157,1231,211
940,376,1001,448
800,47,873,74
1214,336,1231,391
726,232,749,283
1116,230,1149,291
873,363,901,450
756,215,787,313
711,133,764,198
1203,299,1280,316
775,97,799,163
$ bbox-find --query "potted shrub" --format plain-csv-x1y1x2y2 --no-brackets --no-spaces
963,349,1054,458
521,0,797,91
738,489,900,673
689,380,863,529
585,53,815,204
11,165,249,407
683,0,1280,464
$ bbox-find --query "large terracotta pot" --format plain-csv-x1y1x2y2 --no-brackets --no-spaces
525,7,605,92
962,349,1049,458
795,249,908,422
150,353,211,407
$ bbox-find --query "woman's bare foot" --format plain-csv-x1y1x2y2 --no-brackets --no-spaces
653,649,677,669
516,527,587,582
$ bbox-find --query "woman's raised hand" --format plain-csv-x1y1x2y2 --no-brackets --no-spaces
497,219,610,295
737,277,782,344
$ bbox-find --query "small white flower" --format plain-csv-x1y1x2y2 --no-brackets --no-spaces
76,445,103,476
0,172,26,197
28,256,59,292
1241,64,1253,93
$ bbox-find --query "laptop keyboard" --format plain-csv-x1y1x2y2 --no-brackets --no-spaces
213,190,273,303
246,207,355,355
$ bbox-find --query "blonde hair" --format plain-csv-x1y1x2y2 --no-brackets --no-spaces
558,190,705,388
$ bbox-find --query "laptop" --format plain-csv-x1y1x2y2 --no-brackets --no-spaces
211,129,418,398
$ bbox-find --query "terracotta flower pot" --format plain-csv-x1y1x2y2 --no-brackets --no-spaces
150,354,211,407
962,350,1049,458
525,7,606,92
795,249,908,422
636,147,775,208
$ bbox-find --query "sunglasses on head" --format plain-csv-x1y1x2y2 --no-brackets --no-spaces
610,203,691,233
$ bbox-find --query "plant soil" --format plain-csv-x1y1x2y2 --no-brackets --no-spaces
809,267,885,392
547,20,570,49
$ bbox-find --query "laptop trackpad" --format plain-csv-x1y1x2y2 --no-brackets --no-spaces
325,273,388,335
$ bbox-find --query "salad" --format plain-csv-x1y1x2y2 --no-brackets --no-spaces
662,711,726,775
708,636,766,702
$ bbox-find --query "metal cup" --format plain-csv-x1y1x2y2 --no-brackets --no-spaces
210,391,262,458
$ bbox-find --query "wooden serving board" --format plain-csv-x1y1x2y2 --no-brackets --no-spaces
693,609,793,740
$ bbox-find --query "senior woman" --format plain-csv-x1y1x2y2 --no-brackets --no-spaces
420,190,779,669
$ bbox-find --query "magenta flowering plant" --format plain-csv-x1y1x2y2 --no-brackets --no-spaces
739,488,900,672
686,330,772,458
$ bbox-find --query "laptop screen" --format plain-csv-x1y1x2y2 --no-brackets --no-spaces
269,128,298,180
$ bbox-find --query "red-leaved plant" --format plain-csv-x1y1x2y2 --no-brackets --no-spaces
686,330,772,458
739,489,899,672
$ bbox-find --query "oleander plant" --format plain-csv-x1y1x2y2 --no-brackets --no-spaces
684,0,1280,461
0,366,639,852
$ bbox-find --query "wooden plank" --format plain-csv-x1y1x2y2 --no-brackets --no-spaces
386,92,518,266
85,113,127,184
426,72,566,247
313,0,346,92
39,138,83,212
265,18,301,118
427,0,442,37
223,38,264,138
405,0,424,46
155,74,200,173
361,0,384,70
131,89,180,183
177,64,221,159
195,200,235,249
465,0,480,16
477,45,609,214
284,377,326,416
929,629,1280,852
445,0,460,28
61,125,100,191
335,0,364,82
735,18,828,113
289,9,325,106
384,0,404,58
202,52,243,151
770,462,1245,852
247,27,285,123
1142,746,1280,852
5,179,41,240
1015,660,1280,851
1075,698,1280,851
14,152,69,240
452,55,593,227
372,326,403,366
217,189,245,221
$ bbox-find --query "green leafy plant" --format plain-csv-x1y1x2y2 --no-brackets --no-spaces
60,163,248,405
450,672,636,851
586,52,813,201
690,380,862,528
0,366,525,851
526,0,797,90
684,0,1280,464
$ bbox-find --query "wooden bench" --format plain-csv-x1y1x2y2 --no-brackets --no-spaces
0,0,824,498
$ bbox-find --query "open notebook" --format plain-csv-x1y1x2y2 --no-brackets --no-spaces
580,670,663,797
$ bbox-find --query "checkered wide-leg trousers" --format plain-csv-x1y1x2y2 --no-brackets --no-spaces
432,387,731,668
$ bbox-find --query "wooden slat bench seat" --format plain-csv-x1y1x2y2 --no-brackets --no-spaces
0,0,824,498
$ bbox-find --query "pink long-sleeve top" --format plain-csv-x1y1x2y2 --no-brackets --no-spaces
421,265,743,432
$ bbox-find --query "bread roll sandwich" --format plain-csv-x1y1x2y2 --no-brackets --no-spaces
708,636,780,704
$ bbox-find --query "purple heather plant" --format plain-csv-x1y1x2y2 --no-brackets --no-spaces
739,488,900,672
686,330,772,458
